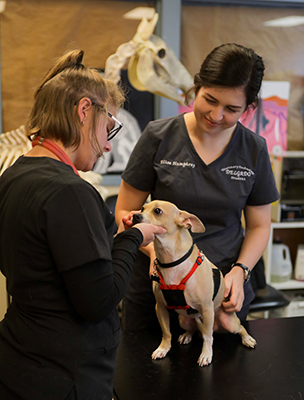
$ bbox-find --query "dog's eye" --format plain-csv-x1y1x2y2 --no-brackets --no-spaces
154,208,163,215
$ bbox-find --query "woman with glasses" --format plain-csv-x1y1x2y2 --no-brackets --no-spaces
115,43,279,332
0,49,165,400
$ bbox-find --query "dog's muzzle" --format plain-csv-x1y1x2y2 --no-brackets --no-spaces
132,213,144,224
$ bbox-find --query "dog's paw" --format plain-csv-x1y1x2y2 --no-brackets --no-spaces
178,332,193,345
242,334,257,348
151,346,170,360
197,351,213,367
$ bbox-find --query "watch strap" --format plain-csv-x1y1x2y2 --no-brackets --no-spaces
231,262,251,282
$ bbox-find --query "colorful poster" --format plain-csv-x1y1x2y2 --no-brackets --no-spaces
240,81,290,155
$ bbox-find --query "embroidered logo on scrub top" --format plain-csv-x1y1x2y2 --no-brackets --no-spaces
221,165,255,181
160,159,196,169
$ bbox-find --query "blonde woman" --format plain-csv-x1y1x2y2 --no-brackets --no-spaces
0,50,164,400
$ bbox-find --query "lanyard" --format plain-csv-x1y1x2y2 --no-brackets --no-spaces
31,136,79,176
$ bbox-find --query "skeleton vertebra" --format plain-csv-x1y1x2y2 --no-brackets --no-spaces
0,126,30,176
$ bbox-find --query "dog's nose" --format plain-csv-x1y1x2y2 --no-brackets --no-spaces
132,213,143,224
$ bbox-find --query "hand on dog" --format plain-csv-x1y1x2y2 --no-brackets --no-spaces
222,268,245,313
121,211,138,230
118,211,166,246
117,211,140,233
133,223,166,247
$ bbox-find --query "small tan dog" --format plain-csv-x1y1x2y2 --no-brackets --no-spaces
132,200,256,367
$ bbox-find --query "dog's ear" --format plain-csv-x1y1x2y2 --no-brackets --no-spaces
176,211,205,233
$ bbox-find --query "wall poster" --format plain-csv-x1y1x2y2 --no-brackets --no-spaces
240,81,290,155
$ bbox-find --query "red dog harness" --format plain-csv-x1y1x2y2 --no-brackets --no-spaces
152,251,221,315
155,252,203,315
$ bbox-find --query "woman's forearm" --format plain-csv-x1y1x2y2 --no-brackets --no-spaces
236,224,270,270
236,204,272,270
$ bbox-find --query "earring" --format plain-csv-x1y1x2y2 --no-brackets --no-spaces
81,120,84,125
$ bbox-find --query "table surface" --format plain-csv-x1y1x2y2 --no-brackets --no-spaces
114,317,304,400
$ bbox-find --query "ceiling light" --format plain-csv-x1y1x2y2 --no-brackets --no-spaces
264,16,304,27
123,7,155,20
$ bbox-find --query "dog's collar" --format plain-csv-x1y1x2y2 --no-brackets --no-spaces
155,243,194,269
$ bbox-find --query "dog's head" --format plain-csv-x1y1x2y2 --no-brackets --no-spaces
132,200,205,235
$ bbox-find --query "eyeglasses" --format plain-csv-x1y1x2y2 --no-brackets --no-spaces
91,101,124,141
106,111,124,141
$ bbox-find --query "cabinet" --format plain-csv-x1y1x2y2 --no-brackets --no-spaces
270,151,304,222
264,151,304,291
264,221,304,290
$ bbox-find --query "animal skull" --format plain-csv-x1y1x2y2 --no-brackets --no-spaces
105,13,193,105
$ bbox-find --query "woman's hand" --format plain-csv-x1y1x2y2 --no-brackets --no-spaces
222,267,245,313
117,211,137,233
117,210,166,247
133,223,166,247
149,256,157,278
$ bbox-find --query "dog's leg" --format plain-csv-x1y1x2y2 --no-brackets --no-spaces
216,308,256,348
178,315,196,345
195,308,214,367
151,300,172,359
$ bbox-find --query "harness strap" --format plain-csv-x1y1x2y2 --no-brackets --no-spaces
180,254,203,285
212,268,221,301
157,252,204,291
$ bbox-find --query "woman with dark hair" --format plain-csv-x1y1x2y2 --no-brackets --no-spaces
115,43,279,330
0,49,165,400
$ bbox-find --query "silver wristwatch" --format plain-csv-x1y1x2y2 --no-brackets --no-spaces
231,262,251,282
